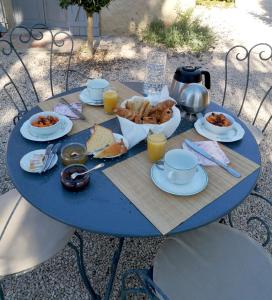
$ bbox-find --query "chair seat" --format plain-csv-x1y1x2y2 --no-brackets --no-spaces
0,189,74,277
153,223,272,300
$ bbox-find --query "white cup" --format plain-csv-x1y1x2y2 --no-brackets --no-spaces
87,79,109,101
164,149,198,185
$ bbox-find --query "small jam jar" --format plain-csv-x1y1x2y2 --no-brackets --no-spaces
61,143,87,166
61,164,90,191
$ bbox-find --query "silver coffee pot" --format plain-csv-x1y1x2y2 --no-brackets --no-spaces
170,66,210,113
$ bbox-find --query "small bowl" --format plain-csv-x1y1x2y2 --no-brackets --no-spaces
204,111,234,135
61,164,90,191
61,143,87,166
29,112,61,136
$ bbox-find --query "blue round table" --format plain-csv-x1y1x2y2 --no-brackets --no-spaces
7,82,261,238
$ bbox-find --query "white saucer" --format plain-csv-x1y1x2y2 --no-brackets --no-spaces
151,164,208,196
20,149,58,173
194,117,245,142
80,88,104,106
20,115,73,142
96,133,129,158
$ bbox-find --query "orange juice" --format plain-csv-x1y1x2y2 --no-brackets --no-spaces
147,133,167,162
103,89,118,114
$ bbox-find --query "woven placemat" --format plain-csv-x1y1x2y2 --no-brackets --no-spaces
104,129,260,235
38,81,141,135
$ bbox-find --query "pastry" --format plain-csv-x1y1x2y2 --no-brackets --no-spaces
86,124,115,153
160,108,173,123
95,139,127,158
114,99,175,125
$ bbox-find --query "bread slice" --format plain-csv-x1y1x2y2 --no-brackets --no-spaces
86,124,115,153
94,140,127,158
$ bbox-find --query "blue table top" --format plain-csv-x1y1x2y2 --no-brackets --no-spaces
7,82,261,237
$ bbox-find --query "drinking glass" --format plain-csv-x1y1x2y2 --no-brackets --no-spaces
147,133,167,162
143,51,167,97
103,86,118,114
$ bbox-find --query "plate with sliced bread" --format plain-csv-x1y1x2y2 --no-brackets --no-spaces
86,124,129,159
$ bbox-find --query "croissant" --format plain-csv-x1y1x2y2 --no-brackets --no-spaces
160,108,173,123
143,116,157,124
153,100,176,112
113,108,134,119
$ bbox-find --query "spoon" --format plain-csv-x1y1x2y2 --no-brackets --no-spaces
70,144,110,158
70,163,105,180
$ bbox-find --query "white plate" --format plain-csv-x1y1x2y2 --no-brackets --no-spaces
95,133,129,159
194,117,245,142
80,88,104,106
151,164,208,196
20,115,73,142
20,149,58,173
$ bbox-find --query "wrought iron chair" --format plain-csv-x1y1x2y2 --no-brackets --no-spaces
0,190,74,299
222,43,272,144
0,24,96,299
0,189,100,299
0,23,91,125
121,44,272,299
121,194,272,299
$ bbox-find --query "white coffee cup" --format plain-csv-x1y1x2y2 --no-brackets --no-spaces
87,79,109,101
164,149,198,185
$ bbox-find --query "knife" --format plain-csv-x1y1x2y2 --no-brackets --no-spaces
40,144,54,173
60,97,86,120
184,139,241,178
43,143,61,172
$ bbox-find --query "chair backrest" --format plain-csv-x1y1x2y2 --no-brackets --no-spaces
222,43,272,133
0,24,74,114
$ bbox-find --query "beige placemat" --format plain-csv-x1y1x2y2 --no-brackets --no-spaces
38,81,141,135
104,129,260,235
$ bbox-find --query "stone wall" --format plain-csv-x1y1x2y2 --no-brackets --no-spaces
100,0,196,36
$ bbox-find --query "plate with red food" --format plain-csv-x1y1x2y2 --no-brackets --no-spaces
194,111,245,142
20,112,73,142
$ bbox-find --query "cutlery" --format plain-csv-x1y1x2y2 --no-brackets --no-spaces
40,144,54,173
184,139,241,178
43,143,61,172
60,97,86,120
70,162,105,180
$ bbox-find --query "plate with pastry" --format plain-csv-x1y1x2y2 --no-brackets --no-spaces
86,124,129,158
20,149,58,173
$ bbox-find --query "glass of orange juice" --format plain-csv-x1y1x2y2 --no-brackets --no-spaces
103,87,118,114
147,133,167,162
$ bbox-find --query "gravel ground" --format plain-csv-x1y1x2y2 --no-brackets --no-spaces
1,4,272,300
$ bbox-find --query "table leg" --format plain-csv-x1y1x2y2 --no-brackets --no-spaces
0,284,4,300
103,237,125,300
68,232,101,300
69,233,125,300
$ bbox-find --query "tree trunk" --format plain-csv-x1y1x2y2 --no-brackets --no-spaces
86,11,93,56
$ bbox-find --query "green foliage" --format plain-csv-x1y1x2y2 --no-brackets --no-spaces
59,0,112,14
196,0,234,7
141,10,216,52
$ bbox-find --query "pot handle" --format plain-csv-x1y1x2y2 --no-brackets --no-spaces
201,70,211,89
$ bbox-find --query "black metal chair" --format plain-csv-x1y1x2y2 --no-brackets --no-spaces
120,44,272,299
121,194,272,299
222,43,271,144
0,24,96,299
0,23,91,125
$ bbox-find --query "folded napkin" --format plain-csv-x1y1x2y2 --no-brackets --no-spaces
182,140,230,166
117,86,181,148
54,103,83,120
